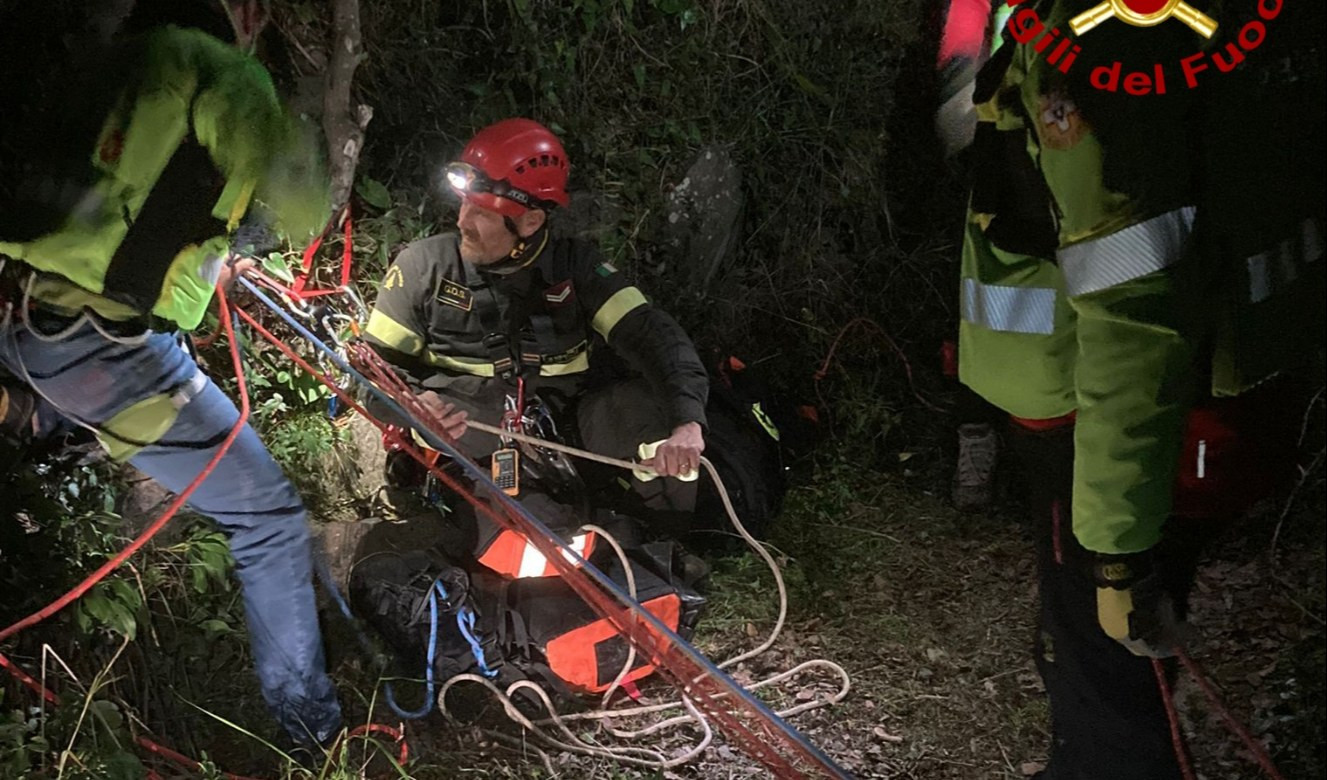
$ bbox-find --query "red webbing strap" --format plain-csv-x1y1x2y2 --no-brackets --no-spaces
290,207,354,299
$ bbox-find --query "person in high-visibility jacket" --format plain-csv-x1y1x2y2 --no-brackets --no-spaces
937,0,1071,512
0,25,340,746
943,0,1323,776
363,118,710,520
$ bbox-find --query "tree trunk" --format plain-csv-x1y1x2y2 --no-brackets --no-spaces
323,0,371,215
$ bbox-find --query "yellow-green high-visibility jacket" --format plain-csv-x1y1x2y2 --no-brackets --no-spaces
958,214,1078,420
975,0,1323,555
0,26,327,330
363,232,709,431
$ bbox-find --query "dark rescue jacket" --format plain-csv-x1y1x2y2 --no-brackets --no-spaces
363,231,708,431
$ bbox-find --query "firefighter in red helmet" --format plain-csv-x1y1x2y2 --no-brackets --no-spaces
364,118,709,524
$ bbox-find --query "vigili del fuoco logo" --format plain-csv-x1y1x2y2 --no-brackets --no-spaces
1006,0,1285,93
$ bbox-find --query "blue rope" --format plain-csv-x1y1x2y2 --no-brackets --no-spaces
313,553,444,720
383,581,440,720
456,604,498,678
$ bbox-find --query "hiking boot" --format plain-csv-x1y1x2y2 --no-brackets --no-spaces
952,422,998,512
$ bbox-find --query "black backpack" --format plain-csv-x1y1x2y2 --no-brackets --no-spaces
691,356,817,547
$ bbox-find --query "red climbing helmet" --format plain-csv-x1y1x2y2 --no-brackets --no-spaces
445,118,570,218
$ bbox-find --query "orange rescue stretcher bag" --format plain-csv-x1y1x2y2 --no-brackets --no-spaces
350,536,706,710
469,539,706,698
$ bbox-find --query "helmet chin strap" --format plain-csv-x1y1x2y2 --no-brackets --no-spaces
482,222,549,275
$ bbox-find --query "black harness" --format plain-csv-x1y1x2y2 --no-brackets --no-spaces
458,258,564,384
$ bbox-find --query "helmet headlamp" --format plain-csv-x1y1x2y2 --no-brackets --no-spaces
444,161,560,212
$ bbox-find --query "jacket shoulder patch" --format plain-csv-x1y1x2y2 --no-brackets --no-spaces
1037,90,1089,151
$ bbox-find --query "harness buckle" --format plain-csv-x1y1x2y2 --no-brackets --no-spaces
483,332,522,381
492,355,517,381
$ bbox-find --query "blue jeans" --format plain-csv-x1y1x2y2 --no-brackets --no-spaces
0,309,340,745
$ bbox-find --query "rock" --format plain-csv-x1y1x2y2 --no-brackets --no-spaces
659,146,744,293
312,517,380,593
314,510,450,594
118,465,187,544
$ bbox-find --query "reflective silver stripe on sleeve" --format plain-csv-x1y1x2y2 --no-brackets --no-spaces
1247,217,1323,303
961,278,1056,335
1057,206,1196,297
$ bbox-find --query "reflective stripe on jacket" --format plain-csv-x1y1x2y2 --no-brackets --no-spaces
958,213,1078,420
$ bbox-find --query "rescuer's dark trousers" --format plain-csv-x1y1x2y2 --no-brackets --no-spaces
1007,422,1200,780
575,376,698,530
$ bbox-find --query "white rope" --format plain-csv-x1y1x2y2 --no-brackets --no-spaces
5,275,102,438
435,421,852,770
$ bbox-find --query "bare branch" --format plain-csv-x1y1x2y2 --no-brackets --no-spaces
323,0,372,214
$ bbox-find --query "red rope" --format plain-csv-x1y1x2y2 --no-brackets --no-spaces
1152,659,1197,780
0,289,267,779
813,316,946,413
0,652,58,704
0,289,250,645
239,317,836,777
135,734,263,780
335,344,835,778
345,723,409,766
1176,648,1286,780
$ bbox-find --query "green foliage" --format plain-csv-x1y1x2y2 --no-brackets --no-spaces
261,409,346,480
1,458,128,603
351,201,437,282
0,687,144,779
74,579,143,640
262,251,298,283
0,702,48,778
181,530,235,596
247,347,334,408
355,175,393,211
